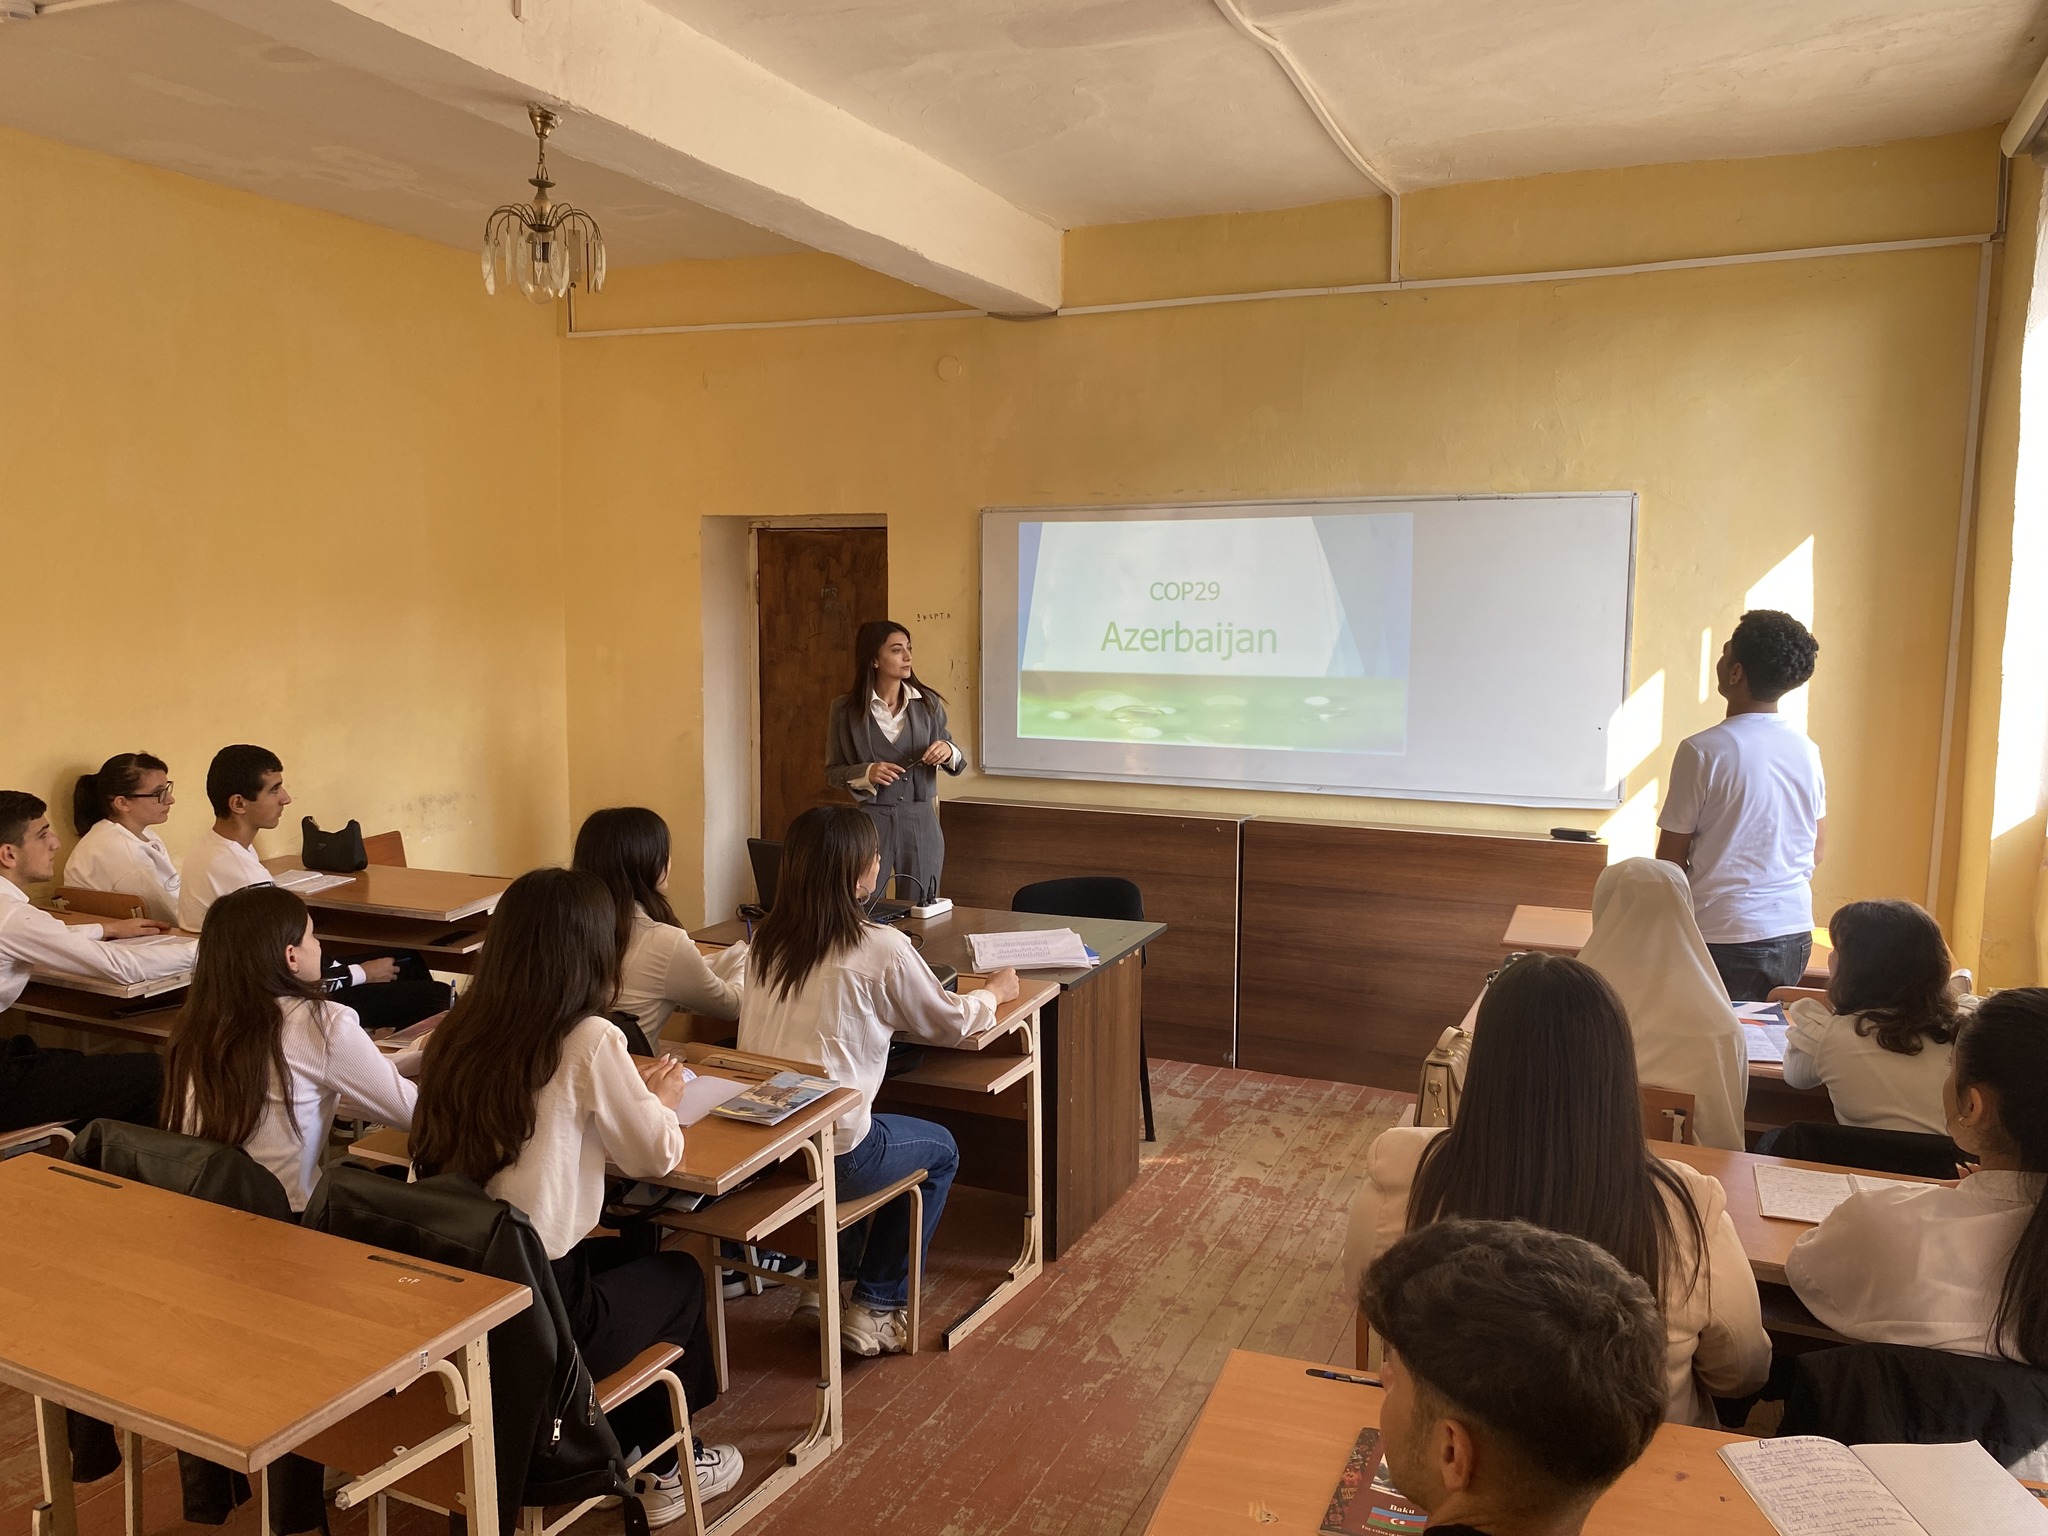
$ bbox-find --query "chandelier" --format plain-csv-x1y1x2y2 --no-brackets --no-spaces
481,105,606,303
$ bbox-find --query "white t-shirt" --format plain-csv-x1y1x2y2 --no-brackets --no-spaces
178,828,272,932
485,1015,683,1260
64,821,182,925
615,906,745,1051
737,924,997,1152
1658,712,1825,944
1781,998,1957,1136
179,997,416,1212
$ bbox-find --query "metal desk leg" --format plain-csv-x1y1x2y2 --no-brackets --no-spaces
460,1336,499,1536
31,1398,77,1536
944,1008,1047,1350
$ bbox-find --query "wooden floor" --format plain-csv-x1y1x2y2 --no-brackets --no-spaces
0,1060,1406,1536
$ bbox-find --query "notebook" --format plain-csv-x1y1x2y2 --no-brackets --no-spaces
1753,1164,1930,1224
709,1071,839,1126
1320,1427,1428,1535
271,868,354,895
966,929,1100,970
677,1073,748,1127
1720,1437,2048,1536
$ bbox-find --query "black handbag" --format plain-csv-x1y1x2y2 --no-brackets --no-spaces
301,816,367,872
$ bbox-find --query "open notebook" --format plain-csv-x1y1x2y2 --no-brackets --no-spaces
1721,1437,2048,1536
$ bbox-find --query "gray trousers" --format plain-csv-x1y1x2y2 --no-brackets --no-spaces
863,797,945,902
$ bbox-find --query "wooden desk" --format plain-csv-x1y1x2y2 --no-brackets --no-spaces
698,906,1164,1258
1148,1350,1771,1534
262,859,508,973
0,1154,528,1536
349,1051,861,1534
1504,904,1833,988
8,981,182,1046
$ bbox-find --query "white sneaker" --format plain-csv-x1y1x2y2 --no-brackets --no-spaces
634,1470,693,1528
840,1301,911,1357
692,1439,744,1500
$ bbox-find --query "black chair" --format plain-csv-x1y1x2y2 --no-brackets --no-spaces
1011,876,1155,1142
1779,1342,2048,1470
1753,1120,1963,1180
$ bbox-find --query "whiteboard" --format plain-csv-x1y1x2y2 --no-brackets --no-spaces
980,494,1636,808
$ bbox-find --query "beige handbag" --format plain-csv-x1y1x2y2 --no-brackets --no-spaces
1415,1026,1471,1128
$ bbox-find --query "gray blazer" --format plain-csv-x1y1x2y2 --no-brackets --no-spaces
826,688,964,808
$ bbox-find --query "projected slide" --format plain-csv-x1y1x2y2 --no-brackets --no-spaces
1016,513,1412,754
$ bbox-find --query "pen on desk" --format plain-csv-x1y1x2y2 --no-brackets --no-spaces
1306,1369,1379,1386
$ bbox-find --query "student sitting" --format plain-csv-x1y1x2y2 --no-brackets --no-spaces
1577,856,1749,1150
0,791,191,1131
1346,952,1768,1425
180,744,448,1031
573,807,744,1053
65,752,181,925
1788,987,2048,1367
163,885,415,1213
409,868,737,1518
1361,1219,1666,1536
737,806,1019,1357
1780,899,1962,1135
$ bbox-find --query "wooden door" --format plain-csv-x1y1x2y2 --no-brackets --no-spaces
756,527,890,842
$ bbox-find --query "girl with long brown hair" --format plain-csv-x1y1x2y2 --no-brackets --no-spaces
1345,952,1769,1426
739,806,1018,1357
163,884,415,1212
410,867,738,1519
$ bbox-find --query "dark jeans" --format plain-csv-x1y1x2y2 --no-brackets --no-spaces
1707,931,1814,1003
0,1036,161,1132
553,1237,719,1475
330,951,451,1032
835,1113,958,1311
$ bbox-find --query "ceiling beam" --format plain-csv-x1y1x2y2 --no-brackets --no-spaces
181,0,1062,313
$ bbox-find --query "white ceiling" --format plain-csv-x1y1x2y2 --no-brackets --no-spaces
0,0,796,264
665,0,2048,222
0,0,2040,266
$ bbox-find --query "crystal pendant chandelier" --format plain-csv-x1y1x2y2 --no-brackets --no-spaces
481,105,606,303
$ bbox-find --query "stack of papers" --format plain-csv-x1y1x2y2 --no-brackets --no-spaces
1734,1001,1790,1063
1754,1164,1930,1224
272,868,355,895
967,929,1099,970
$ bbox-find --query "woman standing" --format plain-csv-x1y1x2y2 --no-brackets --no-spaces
825,620,964,904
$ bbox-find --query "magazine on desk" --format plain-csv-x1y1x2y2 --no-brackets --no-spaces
710,1071,840,1127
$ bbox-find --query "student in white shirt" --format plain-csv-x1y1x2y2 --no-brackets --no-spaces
1576,857,1750,1151
65,752,181,924
1780,900,1962,1135
410,868,737,1518
1656,609,1826,1001
1345,951,1768,1426
181,744,449,1031
573,806,743,1052
1788,988,2048,1373
163,884,415,1212
738,806,1019,1358
0,790,191,1131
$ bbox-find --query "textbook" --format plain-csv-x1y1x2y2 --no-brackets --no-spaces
1720,1436,2048,1536
710,1071,839,1127
271,867,354,896
1320,1427,1427,1535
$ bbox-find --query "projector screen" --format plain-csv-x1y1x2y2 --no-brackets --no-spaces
980,495,1636,808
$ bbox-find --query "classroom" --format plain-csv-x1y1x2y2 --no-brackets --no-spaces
4,2,2048,1534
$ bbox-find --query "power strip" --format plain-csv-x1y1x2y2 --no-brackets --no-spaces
908,897,954,920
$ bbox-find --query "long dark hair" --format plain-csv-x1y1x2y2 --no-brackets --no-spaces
572,806,681,974
163,886,324,1146
74,751,168,835
751,806,877,1001
411,868,623,1185
1407,953,1707,1308
845,619,945,708
1955,987,2048,1368
1827,900,1962,1055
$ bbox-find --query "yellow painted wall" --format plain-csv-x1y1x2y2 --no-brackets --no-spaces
563,129,2005,931
0,127,571,885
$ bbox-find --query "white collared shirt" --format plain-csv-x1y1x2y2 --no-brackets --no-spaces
177,828,272,932
1781,998,1957,1135
485,1016,683,1260
179,997,416,1212
615,905,745,1051
0,879,195,1011
737,924,997,1152
64,820,181,925
856,684,962,791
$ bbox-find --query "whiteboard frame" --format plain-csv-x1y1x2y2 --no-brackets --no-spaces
978,493,1637,809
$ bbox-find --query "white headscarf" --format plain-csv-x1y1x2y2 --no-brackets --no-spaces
1577,857,1749,1151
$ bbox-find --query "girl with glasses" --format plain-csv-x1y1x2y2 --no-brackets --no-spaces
66,751,180,924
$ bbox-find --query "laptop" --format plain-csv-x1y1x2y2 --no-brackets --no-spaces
747,835,911,924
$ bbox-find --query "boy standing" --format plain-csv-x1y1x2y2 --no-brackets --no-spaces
1657,610,1826,1001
